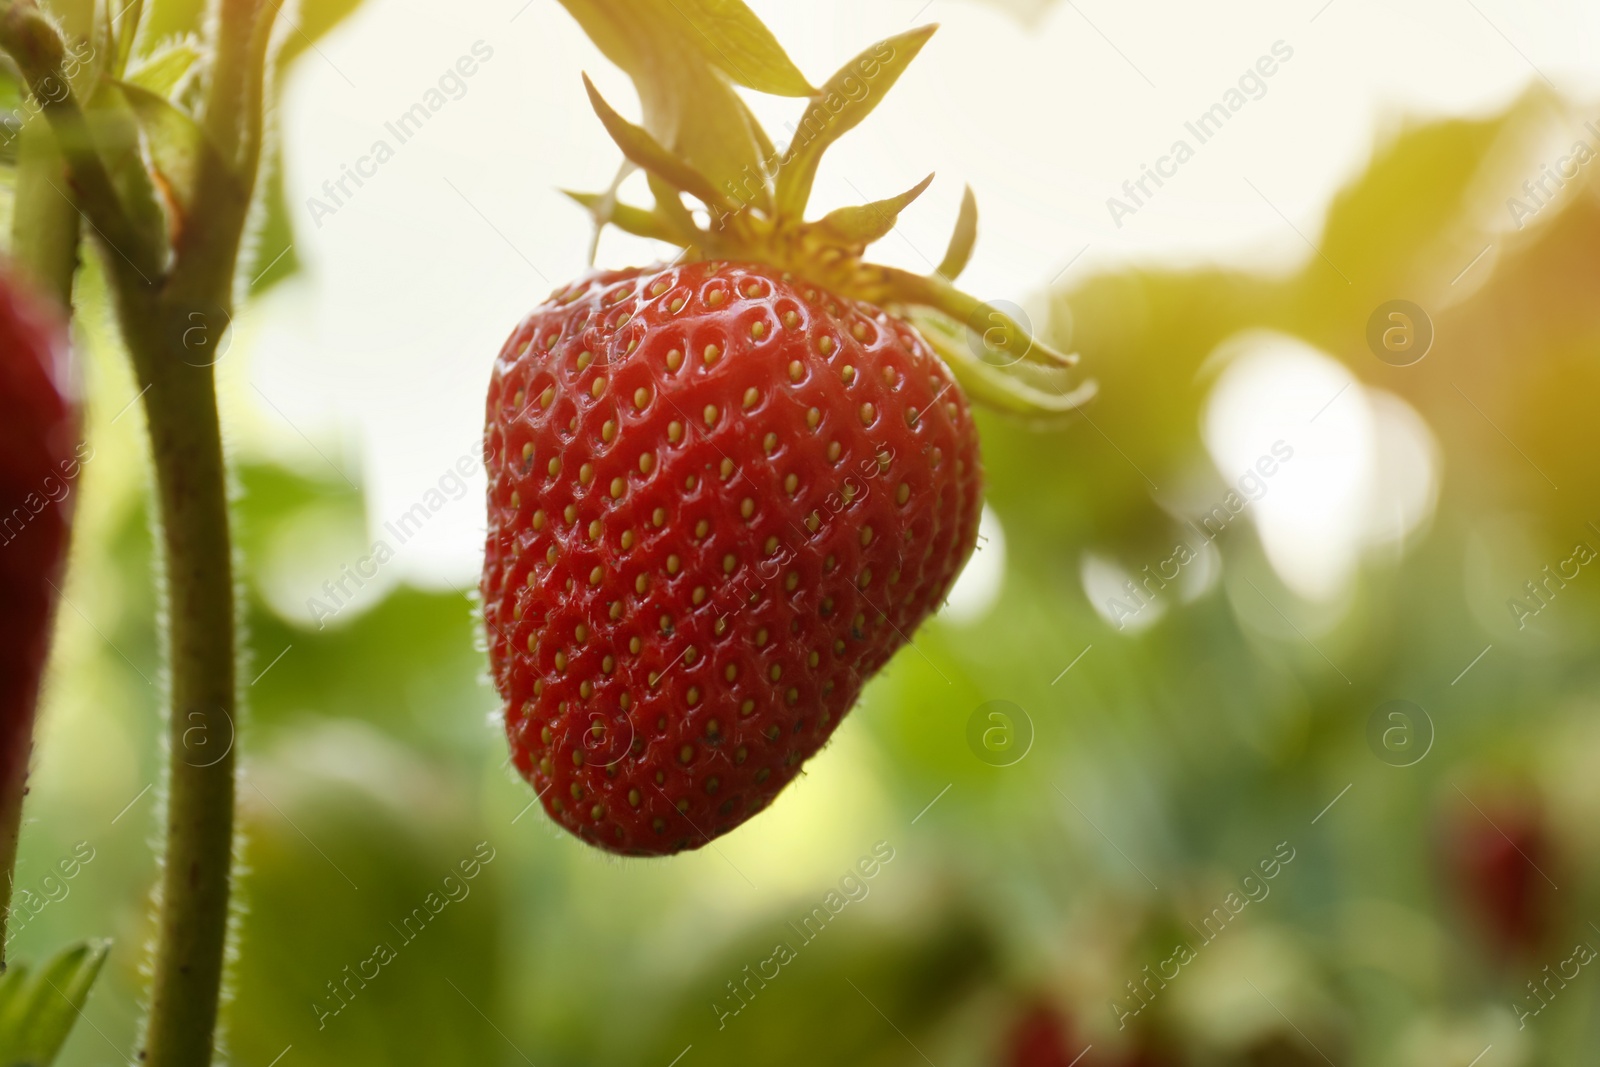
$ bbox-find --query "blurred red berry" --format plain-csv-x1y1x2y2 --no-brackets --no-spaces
0,268,78,795
1004,1000,1079,1067
1440,788,1555,956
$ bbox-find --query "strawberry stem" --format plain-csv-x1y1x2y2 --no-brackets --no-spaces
124,331,238,1067
0,0,276,1059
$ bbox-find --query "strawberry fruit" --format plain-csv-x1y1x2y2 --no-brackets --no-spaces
0,269,77,811
484,260,982,853
485,5,1093,854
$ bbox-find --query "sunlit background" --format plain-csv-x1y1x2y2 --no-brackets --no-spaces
16,0,1600,1062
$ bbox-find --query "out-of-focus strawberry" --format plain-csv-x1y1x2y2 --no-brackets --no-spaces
0,267,79,805
1439,785,1556,957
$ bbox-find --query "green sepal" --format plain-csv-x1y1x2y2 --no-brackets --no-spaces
774,24,937,217
648,172,705,244
817,172,934,246
0,940,111,1066
883,267,1076,370
111,0,145,76
909,309,1097,417
563,189,686,245
583,74,733,214
937,184,978,280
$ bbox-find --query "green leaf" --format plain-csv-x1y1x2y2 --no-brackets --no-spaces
775,24,937,217
247,156,298,295
656,0,813,96
112,0,146,75
557,0,778,216
115,77,237,227
0,940,111,1066
936,184,978,280
83,76,170,263
563,189,686,244
557,0,810,96
583,74,732,213
648,172,704,242
124,38,200,96
816,172,933,245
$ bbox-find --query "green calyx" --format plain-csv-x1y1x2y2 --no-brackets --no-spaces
555,0,1095,416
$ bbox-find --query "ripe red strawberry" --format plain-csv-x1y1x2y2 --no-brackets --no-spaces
0,269,78,809
483,260,982,853
486,7,1091,854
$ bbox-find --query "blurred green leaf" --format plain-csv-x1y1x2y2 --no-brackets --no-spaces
0,941,110,1067
116,78,233,225
123,39,200,96
83,78,170,264
228,726,504,1067
630,906,994,1066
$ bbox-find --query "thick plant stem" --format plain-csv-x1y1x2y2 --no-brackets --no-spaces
123,310,236,1067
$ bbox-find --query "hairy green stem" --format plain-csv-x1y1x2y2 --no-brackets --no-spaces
121,314,236,1066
